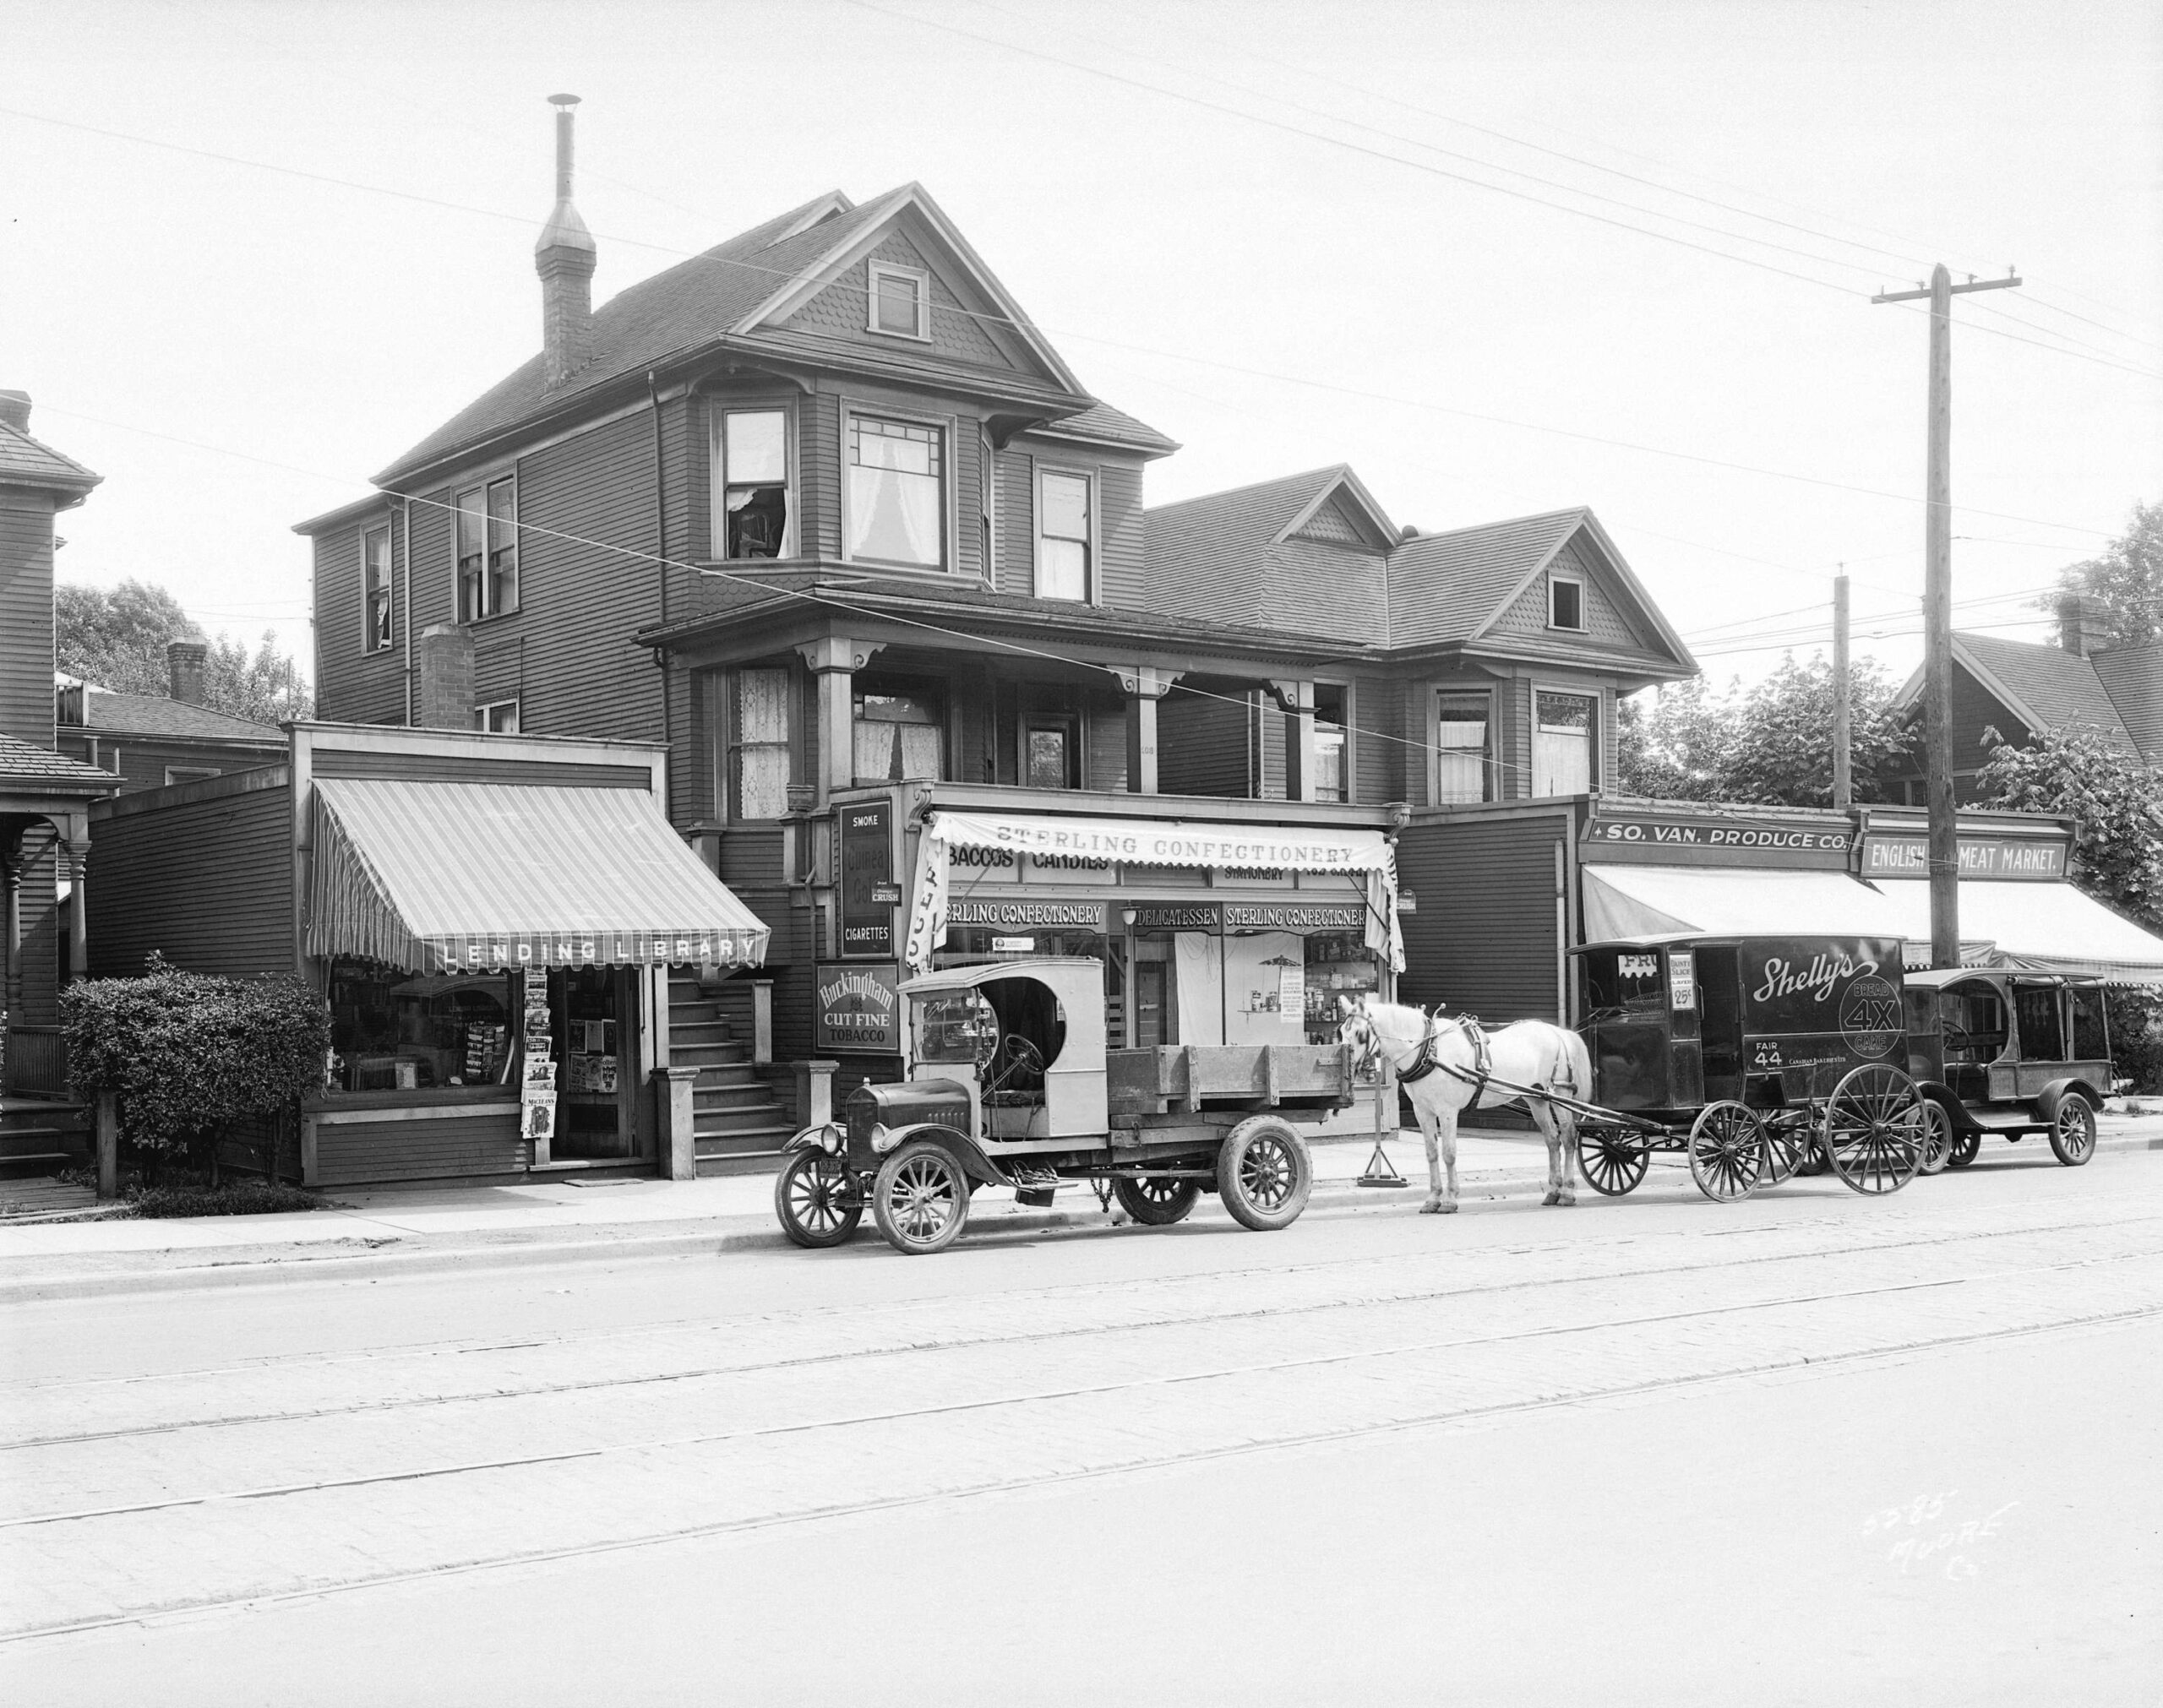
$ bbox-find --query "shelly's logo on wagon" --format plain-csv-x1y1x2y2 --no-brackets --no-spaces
1752,951,1876,1005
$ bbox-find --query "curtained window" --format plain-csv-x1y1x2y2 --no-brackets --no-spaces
854,685,943,784
847,416,944,568
730,668,792,819
1435,691,1491,804
1533,691,1595,797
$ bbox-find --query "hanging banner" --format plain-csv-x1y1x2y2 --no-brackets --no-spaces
839,798,896,958
905,809,1402,973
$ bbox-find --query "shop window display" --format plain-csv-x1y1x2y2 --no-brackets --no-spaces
326,959,515,1093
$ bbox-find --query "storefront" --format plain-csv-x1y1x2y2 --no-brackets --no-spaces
89,723,770,1186
806,798,1405,1069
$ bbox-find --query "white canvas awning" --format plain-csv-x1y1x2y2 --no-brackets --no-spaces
1582,864,1915,944
904,808,1403,972
1869,878,2163,983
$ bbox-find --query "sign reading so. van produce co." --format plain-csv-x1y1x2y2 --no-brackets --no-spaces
1583,808,1853,868
814,962,902,1053
1859,834,2068,881
1739,937,1907,1080
839,798,895,959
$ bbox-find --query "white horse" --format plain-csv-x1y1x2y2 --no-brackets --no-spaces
1338,993,1594,1213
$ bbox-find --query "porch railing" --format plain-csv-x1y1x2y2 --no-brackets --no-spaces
3,1026,69,1098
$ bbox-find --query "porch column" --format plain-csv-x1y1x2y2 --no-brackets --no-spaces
64,821,90,979
1118,666,1181,795
1272,678,1317,802
794,638,885,807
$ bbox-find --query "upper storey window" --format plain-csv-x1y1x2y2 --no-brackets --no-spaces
1036,470,1092,601
847,415,944,569
456,476,518,623
362,523,393,652
1549,572,1584,631
868,262,930,340
714,409,791,559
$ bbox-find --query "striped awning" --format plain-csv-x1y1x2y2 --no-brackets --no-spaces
307,777,770,973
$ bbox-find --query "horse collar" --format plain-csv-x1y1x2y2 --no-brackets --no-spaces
1396,1013,1442,1084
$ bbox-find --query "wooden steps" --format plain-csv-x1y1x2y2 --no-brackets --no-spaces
669,978,792,1175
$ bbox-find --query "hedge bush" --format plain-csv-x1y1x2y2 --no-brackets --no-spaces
61,955,331,1175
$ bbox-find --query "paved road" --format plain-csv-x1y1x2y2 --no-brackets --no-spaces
3,1150,2159,1703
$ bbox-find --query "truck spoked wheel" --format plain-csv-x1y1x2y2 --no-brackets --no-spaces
773,1148,863,1248
2047,1095,2097,1167
1216,1116,1313,1231
872,1140,972,1255
1113,1176,1201,1226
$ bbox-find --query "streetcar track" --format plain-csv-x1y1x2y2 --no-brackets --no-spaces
8,1247,2152,1531
25,1202,2146,1396
10,1212,2156,1453
4,1297,2153,1650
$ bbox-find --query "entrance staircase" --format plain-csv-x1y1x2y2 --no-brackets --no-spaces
0,1096,89,1180
667,976,794,1174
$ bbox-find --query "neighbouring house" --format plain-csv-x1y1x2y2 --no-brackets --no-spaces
1883,596,2163,802
259,98,1694,1183
52,641,286,793
0,389,120,1121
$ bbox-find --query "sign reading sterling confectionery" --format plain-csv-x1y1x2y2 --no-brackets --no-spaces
947,898,1109,930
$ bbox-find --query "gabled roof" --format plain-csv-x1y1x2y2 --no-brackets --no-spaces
1900,634,2140,754
78,689,285,746
373,182,1161,487
1143,467,1392,646
1028,400,1180,457
0,733,121,793
2089,645,2163,761
1386,509,1588,647
0,420,100,500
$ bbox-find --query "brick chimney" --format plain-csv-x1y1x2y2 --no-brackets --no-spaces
2057,593,2111,658
535,94,597,386
415,623,475,730
0,389,30,433
167,639,208,704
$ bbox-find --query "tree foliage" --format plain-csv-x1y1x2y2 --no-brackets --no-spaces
1617,653,1912,808
55,579,312,722
61,955,331,1169
2045,500,2163,649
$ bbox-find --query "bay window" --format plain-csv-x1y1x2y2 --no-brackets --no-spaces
1435,691,1491,804
1534,690,1596,797
713,408,791,559
1036,468,1092,601
727,667,793,820
847,414,945,568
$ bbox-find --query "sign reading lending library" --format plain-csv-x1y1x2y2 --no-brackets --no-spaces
438,930,755,970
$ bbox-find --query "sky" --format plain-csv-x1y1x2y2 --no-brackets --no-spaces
5,0,2159,701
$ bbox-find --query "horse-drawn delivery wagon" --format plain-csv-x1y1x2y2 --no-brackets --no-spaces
1572,933,1928,1199
773,957,1359,1254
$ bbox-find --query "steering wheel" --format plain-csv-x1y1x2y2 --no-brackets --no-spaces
983,1034,1045,1099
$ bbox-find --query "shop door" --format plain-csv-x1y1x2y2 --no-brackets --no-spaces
550,966,638,1160
1136,960,1168,1048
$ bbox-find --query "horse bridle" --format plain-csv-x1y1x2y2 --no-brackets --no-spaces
1350,1009,1489,1096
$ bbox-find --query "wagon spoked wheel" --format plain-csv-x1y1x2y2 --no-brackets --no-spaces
1577,1123,1649,1197
871,1140,973,1255
1761,1115,1812,1183
773,1147,863,1248
1217,1116,1314,1232
1819,1063,1926,1195
2047,1095,2097,1167
1113,1176,1202,1226
1918,1101,1956,1177
1687,1101,1765,1203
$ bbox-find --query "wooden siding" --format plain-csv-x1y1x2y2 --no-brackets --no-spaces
311,510,405,728
408,486,455,634
308,746,653,791
88,772,293,981
11,830,60,1025
0,497,56,748
720,826,786,889
1396,813,1566,1022
1158,686,1250,797
1255,695,1287,800
1097,459,1146,607
804,393,843,561
1082,691,1128,792
54,734,281,796
996,448,1034,590
1353,675,1403,802
312,1106,525,1187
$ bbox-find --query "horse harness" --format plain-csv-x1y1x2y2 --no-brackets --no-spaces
1392,1013,1496,1102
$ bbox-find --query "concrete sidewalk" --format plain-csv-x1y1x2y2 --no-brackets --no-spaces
0,1127,1552,1300
7,1112,2157,1303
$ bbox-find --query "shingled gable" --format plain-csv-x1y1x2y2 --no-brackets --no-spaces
373,182,1140,488
1385,506,1694,670
1895,633,2141,755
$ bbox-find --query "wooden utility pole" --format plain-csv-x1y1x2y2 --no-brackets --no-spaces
1872,264,2021,967
1832,569,1852,810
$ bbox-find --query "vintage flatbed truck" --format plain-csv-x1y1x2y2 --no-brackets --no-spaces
773,957,1356,1254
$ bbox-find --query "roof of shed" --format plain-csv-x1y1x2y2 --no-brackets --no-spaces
79,689,285,745
0,733,121,792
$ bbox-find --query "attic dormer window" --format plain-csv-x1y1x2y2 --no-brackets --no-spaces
1549,573,1584,631
868,262,929,340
